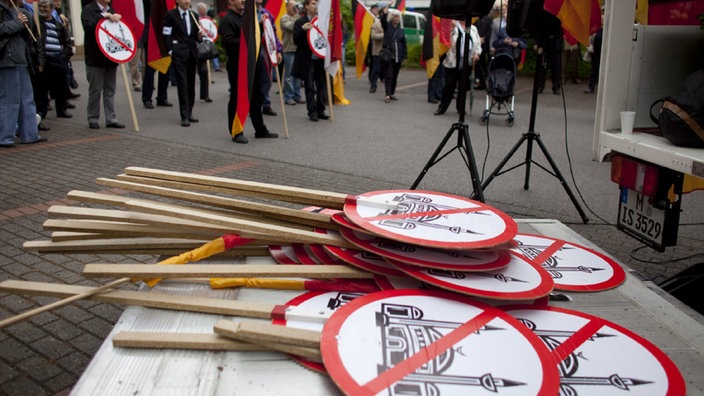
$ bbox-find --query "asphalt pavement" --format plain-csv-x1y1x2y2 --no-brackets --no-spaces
1,60,703,395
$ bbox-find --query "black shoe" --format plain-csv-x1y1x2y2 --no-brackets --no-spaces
552,87,560,95
157,101,174,107
188,117,199,123
317,113,330,120
68,92,80,99
38,123,50,131
232,133,248,144
434,107,446,116
255,131,279,139
428,98,439,104
294,98,305,104
143,101,155,109
202,97,213,103
106,122,125,129
89,122,100,129
57,112,73,118
0,143,16,148
538,87,544,94
181,119,190,127
134,86,142,92
369,86,376,93
309,114,319,122
390,95,398,101
262,106,277,116
65,102,76,109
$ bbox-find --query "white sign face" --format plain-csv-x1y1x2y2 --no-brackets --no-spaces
262,17,277,65
319,229,405,276
344,190,517,250
95,19,136,63
391,251,554,301
340,227,511,272
269,245,300,265
199,17,218,41
505,305,686,396
512,234,626,292
321,290,560,395
307,17,327,59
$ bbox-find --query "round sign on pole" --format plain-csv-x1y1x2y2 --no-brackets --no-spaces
199,17,218,41
505,305,686,395
95,19,136,63
512,233,626,292
321,289,560,395
262,17,278,65
343,190,517,250
307,17,327,59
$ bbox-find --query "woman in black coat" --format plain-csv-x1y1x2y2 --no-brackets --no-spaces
379,7,406,103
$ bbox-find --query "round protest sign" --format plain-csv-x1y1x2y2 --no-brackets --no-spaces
262,16,277,65
307,17,327,59
512,233,626,292
505,305,686,395
199,17,218,41
321,289,560,395
343,190,517,250
95,19,136,63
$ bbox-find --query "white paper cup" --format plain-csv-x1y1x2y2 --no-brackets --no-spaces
620,111,636,135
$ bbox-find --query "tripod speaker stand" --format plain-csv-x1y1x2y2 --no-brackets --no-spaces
410,20,485,202
479,46,589,223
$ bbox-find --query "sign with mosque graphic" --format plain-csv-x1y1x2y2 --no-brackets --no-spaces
343,190,517,250
321,289,560,395
511,234,626,292
505,305,686,395
95,19,136,63
199,17,218,41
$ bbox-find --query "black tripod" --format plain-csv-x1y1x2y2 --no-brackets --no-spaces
410,19,485,202
479,47,589,223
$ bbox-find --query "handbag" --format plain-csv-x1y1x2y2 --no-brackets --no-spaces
649,70,704,148
197,39,218,61
380,47,392,63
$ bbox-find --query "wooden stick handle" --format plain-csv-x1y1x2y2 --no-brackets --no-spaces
120,63,140,131
0,278,129,329
113,331,267,351
214,320,322,361
82,263,374,279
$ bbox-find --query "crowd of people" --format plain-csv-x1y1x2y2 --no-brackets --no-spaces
0,0,602,149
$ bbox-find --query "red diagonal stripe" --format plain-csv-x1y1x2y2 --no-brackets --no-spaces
551,317,606,363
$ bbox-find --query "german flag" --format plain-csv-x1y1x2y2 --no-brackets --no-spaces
543,0,602,46
353,0,374,79
231,0,260,137
146,0,176,73
421,15,452,79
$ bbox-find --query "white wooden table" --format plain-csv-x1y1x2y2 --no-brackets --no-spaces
71,219,704,395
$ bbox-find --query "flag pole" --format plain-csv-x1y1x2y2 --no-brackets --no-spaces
274,67,289,138
325,73,333,122
120,63,140,131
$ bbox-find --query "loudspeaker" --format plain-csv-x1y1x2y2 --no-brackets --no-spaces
506,0,562,38
430,0,494,19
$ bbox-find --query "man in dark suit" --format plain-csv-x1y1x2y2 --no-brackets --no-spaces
163,0,203,126
291,0,328,122
81,0,125,129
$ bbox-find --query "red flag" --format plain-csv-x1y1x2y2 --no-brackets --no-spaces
147,0,176,73
112,0,145,40
231,0,260,136
353,0,374,79
544,0,602,46
329,0,342,63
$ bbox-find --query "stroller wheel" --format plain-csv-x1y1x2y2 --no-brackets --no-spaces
506,117,515,127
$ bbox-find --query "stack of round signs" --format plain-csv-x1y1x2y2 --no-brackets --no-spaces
335,190,553,301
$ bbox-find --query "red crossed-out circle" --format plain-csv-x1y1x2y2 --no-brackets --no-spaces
96,19,136,63
321,289,559,395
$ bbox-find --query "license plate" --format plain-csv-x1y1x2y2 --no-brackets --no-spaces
617,189,665,247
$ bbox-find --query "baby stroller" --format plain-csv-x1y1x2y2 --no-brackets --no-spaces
479,52,517,126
